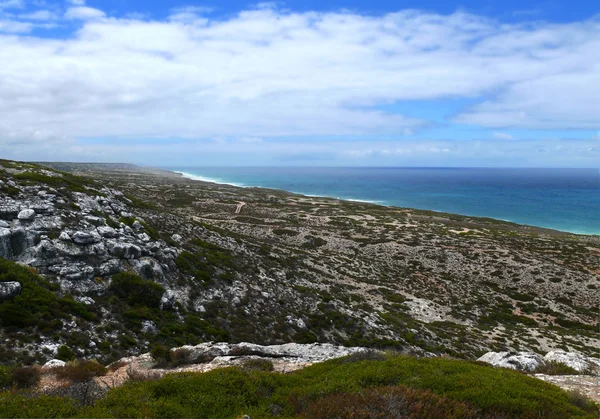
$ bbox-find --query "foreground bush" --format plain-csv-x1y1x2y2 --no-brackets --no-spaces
55,359,107,382
299,385,477,418
0,356,597,419
0,355,597,418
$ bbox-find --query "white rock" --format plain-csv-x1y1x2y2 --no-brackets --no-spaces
171,234,183,243
0,281,21,300
0,220,9,228
17,208,35,220
59,232,72,241
72,230,102,245
477,351,543,371
42,359,66,369
137,233,151,242
97,226,118,238
544,351,600,373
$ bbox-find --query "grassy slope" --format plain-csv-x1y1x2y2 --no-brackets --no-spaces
0,355,597,418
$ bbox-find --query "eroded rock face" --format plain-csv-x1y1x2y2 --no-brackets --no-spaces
72,231,102,245
478,351,600,375
477,351,543,371
544,351,600,373
0,281,21,300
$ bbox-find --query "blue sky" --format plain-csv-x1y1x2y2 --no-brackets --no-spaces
0,0,598,167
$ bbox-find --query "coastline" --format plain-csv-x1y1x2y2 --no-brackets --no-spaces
171,168,599,238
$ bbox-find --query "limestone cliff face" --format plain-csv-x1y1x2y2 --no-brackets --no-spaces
0,173,181,293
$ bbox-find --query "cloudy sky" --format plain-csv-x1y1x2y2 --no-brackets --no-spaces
0,0,598,167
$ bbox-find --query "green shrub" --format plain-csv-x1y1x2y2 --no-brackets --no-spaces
109,272,164,308
0,365,12,389
150,344,170,366
534,361,581,375
55,359,107,382
299,385,477,418
56,345,76,362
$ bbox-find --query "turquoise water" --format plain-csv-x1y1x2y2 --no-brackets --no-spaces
168,167,600,235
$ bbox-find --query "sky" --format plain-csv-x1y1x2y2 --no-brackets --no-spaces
0,0,599,167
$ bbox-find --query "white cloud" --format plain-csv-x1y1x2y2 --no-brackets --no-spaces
0,19,31,32
493,132,514,140
0,0,23,10
0,6,598,161
68,0,86,5
64,6,105,20
18,10,59,20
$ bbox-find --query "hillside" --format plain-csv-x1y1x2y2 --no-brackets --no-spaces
0,159,598,366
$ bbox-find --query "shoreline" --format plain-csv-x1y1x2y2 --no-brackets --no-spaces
171,169,599,238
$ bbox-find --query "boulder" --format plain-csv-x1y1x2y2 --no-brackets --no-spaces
544,351,600,373
72,231,101,245
0,227,27,258
0,281,21,300
477,351,543,371
0,220,9,228
42,359,66,369
171,234,182,243
59,232,72,241
107,241,141,259
17,208,35,221
84,216,106,226
0,205,19,220
97,226,118,238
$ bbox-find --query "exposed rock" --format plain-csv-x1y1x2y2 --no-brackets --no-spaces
42,359,66,369
72,231,102,245
544,351,600,373
17,209,36,221
96,226,118,238
477,351,543,371
0,281,21,300
107,241,141,259
0,205,19,220
59,232,72,241
84,216,106,226
0,227,27,258
0,220,9,228
171,234,182,243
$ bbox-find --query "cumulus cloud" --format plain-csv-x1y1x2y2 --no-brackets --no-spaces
18,9,59,20
0,5,598,162
64,6,105,20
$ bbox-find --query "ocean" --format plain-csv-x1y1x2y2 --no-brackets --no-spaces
168,167,600,236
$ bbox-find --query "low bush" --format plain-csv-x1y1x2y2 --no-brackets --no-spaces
9,354,590,418
534,361,581,375
299,385,478,418
109,272,164,308
55,360,107,382
56,345,76,362
11,366,40,388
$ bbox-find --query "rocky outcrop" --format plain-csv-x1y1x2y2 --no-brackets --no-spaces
477,351,543,371
477,351,600,375
0,281,21,300
0,168,183,293
544,351,600,373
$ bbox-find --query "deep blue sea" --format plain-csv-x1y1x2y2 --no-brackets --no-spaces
168,167,600,235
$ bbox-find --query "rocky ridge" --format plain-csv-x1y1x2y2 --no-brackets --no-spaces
0,160,598,368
